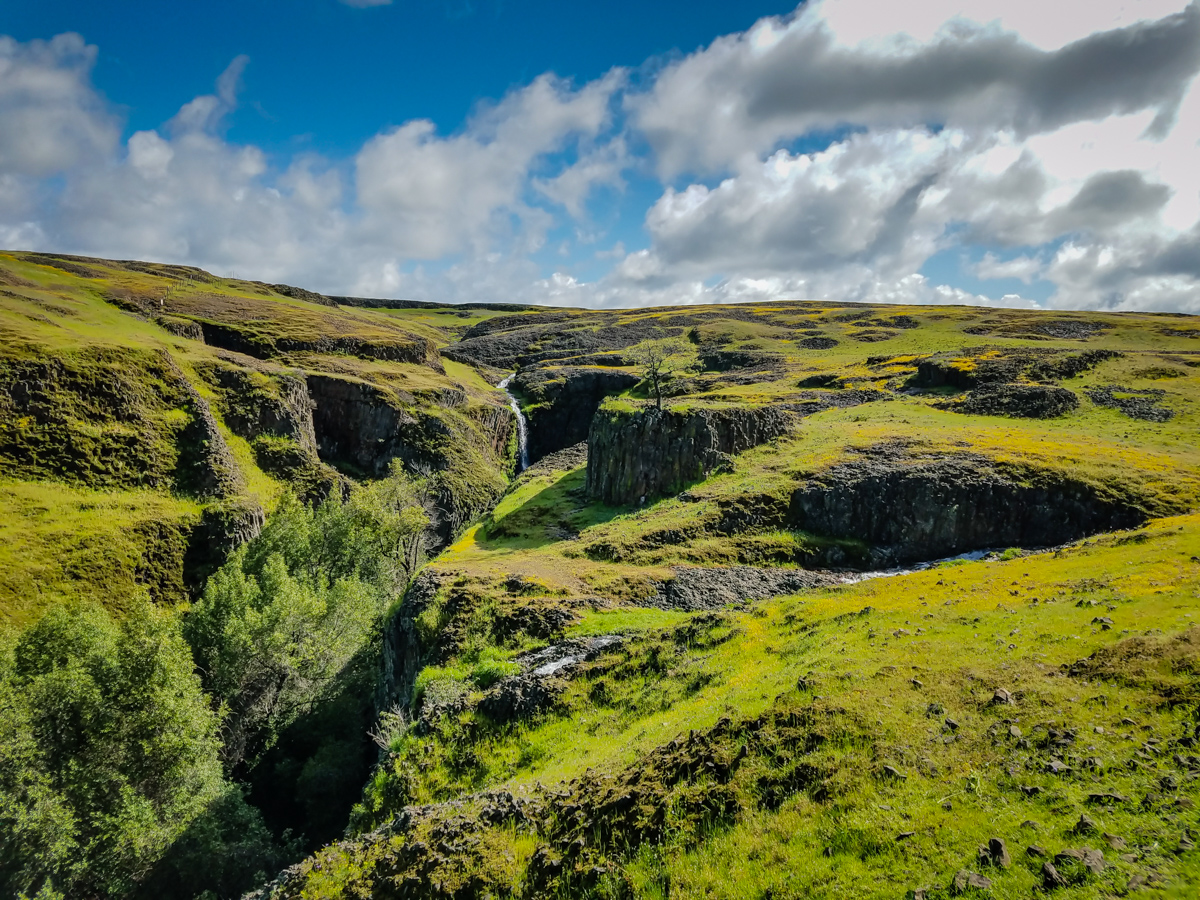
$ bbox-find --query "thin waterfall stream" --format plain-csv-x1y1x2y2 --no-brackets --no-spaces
498,374,530,472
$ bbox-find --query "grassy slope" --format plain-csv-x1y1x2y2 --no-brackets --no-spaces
265,300,1200,898
0,251,519,625
5,250,1200,896
285,513,1200,899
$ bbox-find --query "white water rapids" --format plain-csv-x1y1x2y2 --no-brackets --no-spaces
498,374,530,472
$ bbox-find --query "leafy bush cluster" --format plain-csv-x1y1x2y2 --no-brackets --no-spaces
0,463,436,898
0,602,283,899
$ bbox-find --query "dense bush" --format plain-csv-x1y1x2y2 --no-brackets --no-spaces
0,602,284,899
0,463,439,897
184,468,430,772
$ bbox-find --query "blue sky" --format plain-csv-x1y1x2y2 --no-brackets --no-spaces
2,0,1199,311
7,0,793,155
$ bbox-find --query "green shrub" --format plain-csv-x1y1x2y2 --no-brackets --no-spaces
0,601,285,899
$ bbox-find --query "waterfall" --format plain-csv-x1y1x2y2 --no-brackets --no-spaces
498,374,530,472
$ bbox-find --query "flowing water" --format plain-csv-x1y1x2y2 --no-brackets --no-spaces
838,548,996,583
498,374,530,472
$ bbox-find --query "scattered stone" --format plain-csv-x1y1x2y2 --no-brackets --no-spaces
1179,834,1196,853
911,678,924,689
1074,814,1099,835
945,718,960,732
1104,834,1126,850
1045,759,1071,775
1081,849,1106,875
1092,616,1114,630
952,870,992,893
897,831,916,841
925,702,945,717
881,765,907,781
1008,725,1022,739
1019,785,1041,797
1027,845,1048,858
978,838,1010,869
1020,820,1039,830
991,688,1014,706
1041,862,1066,889
1055,848,1105,876
1087,792,1130,805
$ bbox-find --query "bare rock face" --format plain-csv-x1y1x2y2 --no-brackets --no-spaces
786,446,1146,565
586,404,792,506
650,566,842,611
306,374,445,476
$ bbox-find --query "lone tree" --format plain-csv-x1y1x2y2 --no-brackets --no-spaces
629,336,695,410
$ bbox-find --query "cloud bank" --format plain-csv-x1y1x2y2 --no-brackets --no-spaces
2,0,1199,311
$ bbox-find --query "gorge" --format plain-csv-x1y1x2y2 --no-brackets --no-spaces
2,250,1199,900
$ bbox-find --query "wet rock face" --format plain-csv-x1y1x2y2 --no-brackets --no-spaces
515,367,639,462
586,405,793,506
787,450,1145,565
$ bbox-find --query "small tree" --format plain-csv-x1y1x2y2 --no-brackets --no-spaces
628,337,695,410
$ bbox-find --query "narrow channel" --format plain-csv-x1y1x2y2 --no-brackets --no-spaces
498,374,530,472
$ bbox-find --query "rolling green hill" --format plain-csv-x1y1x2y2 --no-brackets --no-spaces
2,250,1200,899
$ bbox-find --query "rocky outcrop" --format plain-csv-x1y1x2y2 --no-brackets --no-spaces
444,315,681,370
949,383,1080,419
377,571,441,714
307,373,512,543
515,367,640,462
183,499,266,593
195,321,438,368
1087,385,1174,422
586,404,793,505
201,362,318,451
787,448,1146,565
307,374,445,476
175,381,246,500
911,348,1122,391
650,566,841,611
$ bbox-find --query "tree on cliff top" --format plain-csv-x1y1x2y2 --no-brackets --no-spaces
629,337,695,410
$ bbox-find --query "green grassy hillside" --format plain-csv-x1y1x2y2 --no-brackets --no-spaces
0,250,522,626
2,251,1199,899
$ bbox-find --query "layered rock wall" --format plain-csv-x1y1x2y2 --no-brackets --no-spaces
787,452,1145,565
586,404,792,505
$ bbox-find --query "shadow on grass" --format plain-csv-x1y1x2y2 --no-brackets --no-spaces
480,468,628,550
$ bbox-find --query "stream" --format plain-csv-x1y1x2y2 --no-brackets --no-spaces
838,548,996,583
498,374,530,472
